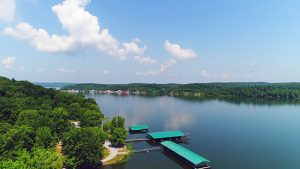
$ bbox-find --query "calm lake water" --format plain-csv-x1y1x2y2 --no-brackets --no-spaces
86,94,300,169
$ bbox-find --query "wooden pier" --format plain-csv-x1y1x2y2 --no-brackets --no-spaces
125,138,149,143
132,147,162,153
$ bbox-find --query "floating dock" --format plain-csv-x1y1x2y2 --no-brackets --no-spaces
161,141,211,169
132,147,162,153
125,138,149,143
146,131,186,141
129,124,149,133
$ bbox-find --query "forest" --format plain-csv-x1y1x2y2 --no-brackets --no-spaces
0,76,127,169
62,82,300,100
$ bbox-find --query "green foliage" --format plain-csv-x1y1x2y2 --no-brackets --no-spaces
62,127,107,168
110,127,127,147
80,110,103,127
103,120,112,133
34,127,55,149
16,110,53,129
104,116,128,147
0,149,63,169
111,116,125,130
68,103,83,120
50,107,70,138
0,125,35,156
0,76,105,168
0,122,12,134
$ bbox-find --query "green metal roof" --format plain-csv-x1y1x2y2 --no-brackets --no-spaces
161,141,210,165
129,124,149,131
148,131,184,139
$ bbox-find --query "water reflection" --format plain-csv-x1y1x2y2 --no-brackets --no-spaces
87,94,300,169
176,96,300,106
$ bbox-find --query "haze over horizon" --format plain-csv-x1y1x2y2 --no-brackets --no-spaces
1,0,300,83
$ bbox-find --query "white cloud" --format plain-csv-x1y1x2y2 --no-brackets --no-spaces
164,40,197,59
200,69,229,81
221,73,229,80
1,56,25,71
133,55,157,65
200,70,208,77
4,22,74,52
4,0,145,60
18,65,25,71
58,67,74,73
137,59,176,76
102,70,109,75
2,56,16,69
243,61,267,81
0,0,15,22
37,68,44,73
244,61,256,79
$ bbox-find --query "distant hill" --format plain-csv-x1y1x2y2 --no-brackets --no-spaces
34,82,75,89
62,82,300,100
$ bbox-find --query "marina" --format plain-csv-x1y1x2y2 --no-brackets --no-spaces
126,125,211,168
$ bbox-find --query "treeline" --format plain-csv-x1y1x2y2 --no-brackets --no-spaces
62,82,300,100
0,76,127,169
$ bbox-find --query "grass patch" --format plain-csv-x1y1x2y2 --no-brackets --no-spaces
103,147,110,159
104,144,133,165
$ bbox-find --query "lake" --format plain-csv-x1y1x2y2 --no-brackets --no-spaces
86,94,300,169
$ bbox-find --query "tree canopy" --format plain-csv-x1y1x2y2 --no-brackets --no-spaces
0,76,126,169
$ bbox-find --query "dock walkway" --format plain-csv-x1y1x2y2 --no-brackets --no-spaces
133,147,162,153
125,138,149,143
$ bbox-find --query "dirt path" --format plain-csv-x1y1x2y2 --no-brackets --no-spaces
101,141,119,163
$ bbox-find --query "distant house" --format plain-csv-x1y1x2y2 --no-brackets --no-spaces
124,90,130,95
115,90,123,95
71,121,80,128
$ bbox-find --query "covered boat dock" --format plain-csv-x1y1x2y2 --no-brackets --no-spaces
146,131,186,141
161,141,211,169
129,124,149,133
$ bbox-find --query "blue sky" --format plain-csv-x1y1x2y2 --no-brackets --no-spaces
1,0,300,83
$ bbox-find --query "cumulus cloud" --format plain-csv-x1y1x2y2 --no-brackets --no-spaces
2,56,16,69
58,67,74,73
133,55,157,65
200,70,208,77
1,56,25,71
0,0,15,22
200,69,229,81
37,68,44,73
164,40,196,59
243,61,267,81
137,59,176,76
4,0,145,60
102,70,109,75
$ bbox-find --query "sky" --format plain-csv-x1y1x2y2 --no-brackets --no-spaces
1,0,300,83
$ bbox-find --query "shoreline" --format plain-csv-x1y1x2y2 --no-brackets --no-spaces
102,141,131,165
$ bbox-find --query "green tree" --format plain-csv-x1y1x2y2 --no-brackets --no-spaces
103,120,112,133
68,103,83,120
80,110,103,127
0,125,35,157
0,149,63,169
16,109,53,130
110,127,127,147
50,107,70,139
34,127,55,149
62,127,107,168
0,122,12,134
105,116,127,147
111,116,125,132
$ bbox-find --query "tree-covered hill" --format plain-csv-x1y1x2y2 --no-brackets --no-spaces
62,82,300,100
0,76,127,168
